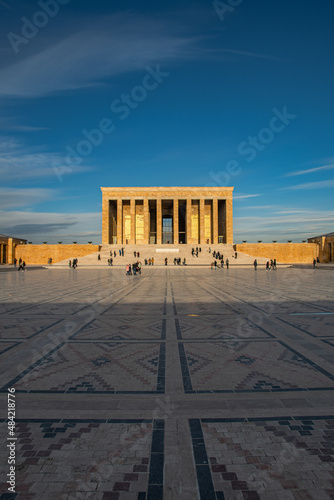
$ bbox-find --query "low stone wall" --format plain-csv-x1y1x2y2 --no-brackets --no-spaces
15,244,100,265
234,243,319,264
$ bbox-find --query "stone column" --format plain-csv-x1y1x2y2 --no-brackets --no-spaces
117,199,123,245
156,199,162,244
130,199,136,244
173,199,179,244
225,197,233,244
144,198,149,244
186,199,192,244
212,198,218,245
7,238,13,265
101,195,109,245
199,199,205,245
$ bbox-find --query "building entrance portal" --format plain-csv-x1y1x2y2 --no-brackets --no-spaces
162,216,173,244
101,187,234,245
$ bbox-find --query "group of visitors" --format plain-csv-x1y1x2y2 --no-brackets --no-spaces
14,258,26,271
191,247,201,257
18,258,26,271
173,257,186,265
211,258,229,269
144,258,154,265
134,251,140,258
313,257,320,269
126,262,142,275
69,258,78,268
265,259,277,271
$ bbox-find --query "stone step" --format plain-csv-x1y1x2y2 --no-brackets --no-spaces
53,244,272,267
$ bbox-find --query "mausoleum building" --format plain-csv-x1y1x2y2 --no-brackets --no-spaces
101,187,234,245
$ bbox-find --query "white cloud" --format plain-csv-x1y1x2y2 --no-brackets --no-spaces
233,209,334,242
283,179,334,190
0,137,91,181
234,194,261,200
0,14,197,97
0,211,101,243
285,164,334,177
0,188,55,209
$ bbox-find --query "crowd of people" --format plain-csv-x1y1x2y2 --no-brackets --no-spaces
126,262,141,275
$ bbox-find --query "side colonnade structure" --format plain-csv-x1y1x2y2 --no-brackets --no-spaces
101,187,234,245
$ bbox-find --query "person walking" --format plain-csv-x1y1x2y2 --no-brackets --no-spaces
313,258,316,269
165,257,168,266
254,259,257,270
226,258,229,269
266,260,270,271
13,258,17,267
316,257,320,268
69,260,71,268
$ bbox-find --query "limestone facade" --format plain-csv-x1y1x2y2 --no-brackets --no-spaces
234,243,319,264
0,234,27,264
307,233,334,263
15,244,100,265
101,187,234,245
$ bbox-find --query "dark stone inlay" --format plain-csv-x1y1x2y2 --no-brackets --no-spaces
147,419,164,498
189,419,216,500
178,343,193,392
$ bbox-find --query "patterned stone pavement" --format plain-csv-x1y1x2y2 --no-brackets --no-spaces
0,266,334,499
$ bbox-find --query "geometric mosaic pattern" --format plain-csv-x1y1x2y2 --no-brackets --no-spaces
0,418,164,499
179,340,334,393
1,266,334,499
72,317,166,341
278,315,334,338
192,416,334,500
2,342,165,394
175,316,274,341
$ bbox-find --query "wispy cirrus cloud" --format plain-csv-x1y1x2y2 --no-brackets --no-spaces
234,194,261,200
0,210,101,242
0,188,55,209
0,136,90,181
0,14,198,98
284,164,334,177
207,48,281,60
283,179,334,190
234,208,334,241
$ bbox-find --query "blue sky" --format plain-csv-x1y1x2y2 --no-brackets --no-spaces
0,0,333,243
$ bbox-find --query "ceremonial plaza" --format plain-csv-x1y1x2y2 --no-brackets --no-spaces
0,187,334,500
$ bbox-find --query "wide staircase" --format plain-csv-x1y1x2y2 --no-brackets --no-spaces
52,244,271,268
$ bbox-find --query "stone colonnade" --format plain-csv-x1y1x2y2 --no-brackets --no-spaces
101,187,234,245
